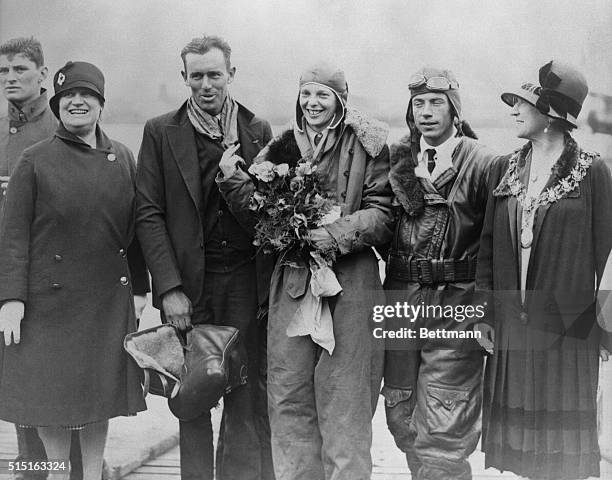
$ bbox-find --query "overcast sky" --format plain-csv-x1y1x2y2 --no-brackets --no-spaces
1,0,611,126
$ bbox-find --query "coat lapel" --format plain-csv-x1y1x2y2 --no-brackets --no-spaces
530,150,580,255
237,106,263,165
530,170,560,256
525,140,581,284
507,196,518,262
167,108,202,213
443,138,475,204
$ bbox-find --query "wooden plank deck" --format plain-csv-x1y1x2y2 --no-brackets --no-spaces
3,393,612,479
122,444,523,479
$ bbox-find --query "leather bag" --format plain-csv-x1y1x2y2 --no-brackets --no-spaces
124,323,247,420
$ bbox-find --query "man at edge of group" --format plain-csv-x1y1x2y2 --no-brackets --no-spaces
382,67,497,480
135,35,274,480
0,36,83,480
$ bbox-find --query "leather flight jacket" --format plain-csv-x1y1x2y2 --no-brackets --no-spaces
386,135,494,285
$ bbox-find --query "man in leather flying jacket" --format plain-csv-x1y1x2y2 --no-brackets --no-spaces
382,67,497,480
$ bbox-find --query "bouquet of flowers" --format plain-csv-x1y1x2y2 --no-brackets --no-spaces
248,154,343,354
247,155,341,265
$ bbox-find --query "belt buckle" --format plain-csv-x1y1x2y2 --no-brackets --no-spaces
416,259,432,284
430,259,442,283
442,259,455,282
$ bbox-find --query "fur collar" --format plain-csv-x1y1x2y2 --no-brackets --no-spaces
494,135,588,198
344,107,389,158
266,129,303,168
266,108,389,165
388,134,424,216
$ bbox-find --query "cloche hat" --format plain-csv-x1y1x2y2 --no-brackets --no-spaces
501,60,588,128
50,61,105,119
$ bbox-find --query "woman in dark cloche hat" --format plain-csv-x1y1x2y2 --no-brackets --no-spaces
477,60,612,479
0,61,149,479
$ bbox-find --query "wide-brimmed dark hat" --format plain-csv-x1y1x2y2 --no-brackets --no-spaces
501,60,588,128
49,61,105,118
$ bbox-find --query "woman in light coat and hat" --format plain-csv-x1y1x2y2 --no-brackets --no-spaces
476,60,612,479
0,61,149,480
217,62,394,480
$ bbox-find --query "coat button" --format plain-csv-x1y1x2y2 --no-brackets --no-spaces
9,127,18,134
218,210,223,217
54,254,63,262
118,248,126,257
221,240,228,247
341,192,347,199
520,311,528,325
343,171,349,177
107,153,116,162
120,276,129,286
52,283,62,290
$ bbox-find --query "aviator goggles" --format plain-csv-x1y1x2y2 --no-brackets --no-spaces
408,74,459,91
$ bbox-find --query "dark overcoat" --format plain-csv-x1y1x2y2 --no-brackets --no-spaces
0,125,149,426
476,140,612,479
135,102,273,311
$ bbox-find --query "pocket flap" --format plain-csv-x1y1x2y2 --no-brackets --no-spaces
283,265,310,299
381,386,413,408
427,384,469,411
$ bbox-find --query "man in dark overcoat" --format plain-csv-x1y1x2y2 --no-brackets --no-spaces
0,36,83,480
135,35,274,480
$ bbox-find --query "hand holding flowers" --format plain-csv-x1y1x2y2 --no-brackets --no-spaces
247,156,339,265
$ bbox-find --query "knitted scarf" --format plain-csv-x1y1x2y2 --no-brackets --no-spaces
186,93,239,149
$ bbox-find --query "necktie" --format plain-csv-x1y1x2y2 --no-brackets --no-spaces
314,133,323,146
426,148,436,174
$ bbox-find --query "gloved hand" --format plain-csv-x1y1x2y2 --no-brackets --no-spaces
473,322,494,355
0,175,9,196
308,227,336,251
0,300,25,346
134,294,147,320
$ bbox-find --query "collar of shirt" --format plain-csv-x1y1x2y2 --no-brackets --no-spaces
415,128,460,181
301,120,340,158
8,89,49,122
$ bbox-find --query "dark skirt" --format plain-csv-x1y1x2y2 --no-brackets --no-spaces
482,314,601,479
